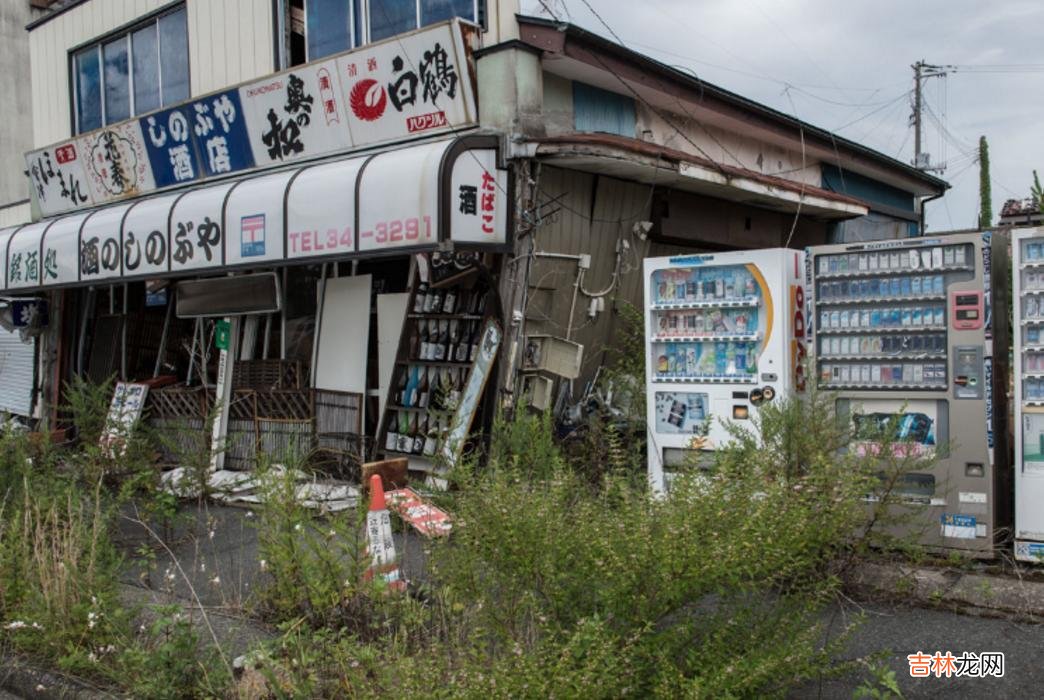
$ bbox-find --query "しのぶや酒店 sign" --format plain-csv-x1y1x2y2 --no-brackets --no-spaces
26,20,477,218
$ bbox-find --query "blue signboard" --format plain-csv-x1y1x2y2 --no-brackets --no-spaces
141,105,201,188
139,90,255,187
191,90,255,178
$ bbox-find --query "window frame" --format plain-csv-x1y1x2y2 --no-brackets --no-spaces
302,0,482,64
68,1,191,135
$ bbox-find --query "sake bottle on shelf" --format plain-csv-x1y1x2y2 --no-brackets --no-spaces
395,369,408,406
443,285,457,314
413,282,428,314
423,416,439,456
411,414,425,455
417,367,430,409
396,411,412,453
385,411,399,452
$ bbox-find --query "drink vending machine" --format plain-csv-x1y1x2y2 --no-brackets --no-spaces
806,231,1010,557
1011,228,1044,561
644,248,808,492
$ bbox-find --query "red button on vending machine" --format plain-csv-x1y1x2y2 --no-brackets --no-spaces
950,290,984,330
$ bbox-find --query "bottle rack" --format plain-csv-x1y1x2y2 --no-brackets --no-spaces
378,273,489,470
1021,239,1044,404
812,243,971,392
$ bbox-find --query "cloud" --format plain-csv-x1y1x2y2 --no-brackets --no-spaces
523,0,1044,229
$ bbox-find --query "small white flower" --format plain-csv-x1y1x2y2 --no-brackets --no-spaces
259,559,268,572
90,596,98,606
210,575,221,586
328,529,336,538
294,523,303,532
35,684,45,692
87,652,98,663
31,622,42,631
245,511,255,519
208,530,216,540
4,620,26,630
87,611,99,629
199,563,206,573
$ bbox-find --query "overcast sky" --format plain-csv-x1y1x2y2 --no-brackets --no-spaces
521,0,1044,231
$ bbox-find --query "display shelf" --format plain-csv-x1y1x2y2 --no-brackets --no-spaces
1024,400,1044,407
816,294,945,306
652,374,757,384
1023,373,1044,380
651,333,760,343
407,313,483,320
397,359,471,367
817,325,945,334
1023,288,1044,295
1024,345,1044,352
820,353,947,361
1021,319,1044,326
651,298,758,311
1021,261,1044,270
815,264,971,281
821,382,947,391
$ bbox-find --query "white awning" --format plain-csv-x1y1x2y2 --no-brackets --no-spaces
1,135,510,295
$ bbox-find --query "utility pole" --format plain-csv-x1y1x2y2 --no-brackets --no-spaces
910,60,951,173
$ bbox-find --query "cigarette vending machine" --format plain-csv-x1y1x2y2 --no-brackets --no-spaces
807,232,1010,557
1011,228,1044,562
644,248,807,492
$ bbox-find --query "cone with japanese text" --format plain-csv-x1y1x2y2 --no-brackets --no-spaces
363,474,406,592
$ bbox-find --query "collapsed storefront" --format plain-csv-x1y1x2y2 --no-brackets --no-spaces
1,135,512,484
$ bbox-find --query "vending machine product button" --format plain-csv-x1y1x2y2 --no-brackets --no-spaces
733,405,750,420
749,388,764,406
761,373,778,382
761,386,776,402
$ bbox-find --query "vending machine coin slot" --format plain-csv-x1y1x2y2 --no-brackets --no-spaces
953,345,984,400
951,291,984,330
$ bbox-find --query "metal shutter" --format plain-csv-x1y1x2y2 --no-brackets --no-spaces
0,329,35,417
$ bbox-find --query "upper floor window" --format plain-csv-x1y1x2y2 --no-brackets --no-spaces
72,6,189,134
299,0,481,63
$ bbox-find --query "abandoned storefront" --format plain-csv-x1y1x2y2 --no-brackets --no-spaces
0,133,511,484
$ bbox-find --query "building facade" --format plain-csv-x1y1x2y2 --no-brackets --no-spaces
0,1,948,475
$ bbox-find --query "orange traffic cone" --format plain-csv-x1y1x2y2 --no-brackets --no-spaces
363,474,406,592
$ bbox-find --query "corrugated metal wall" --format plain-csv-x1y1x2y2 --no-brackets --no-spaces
521,165,828,394
30,0,276,147
525,166,659,391
0,330,35,417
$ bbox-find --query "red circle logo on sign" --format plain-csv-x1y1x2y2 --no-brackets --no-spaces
350,79,387,122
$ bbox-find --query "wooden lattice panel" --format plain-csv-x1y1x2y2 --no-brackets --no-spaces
255,390,312,420
313,389,363,435
232,360,302,390
146,386,207,418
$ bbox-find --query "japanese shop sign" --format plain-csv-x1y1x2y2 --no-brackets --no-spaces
6,223,49,290
39,214,86,286
140,91,254,188
337,22,475,147
27,143,93,217
241,61,351,166
285,157,364,260
356,140,447,252
78,123,155,204
79,204,131,283
168,183,232,273
450,149,507,245
25,20,476,217
5,140,508,293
